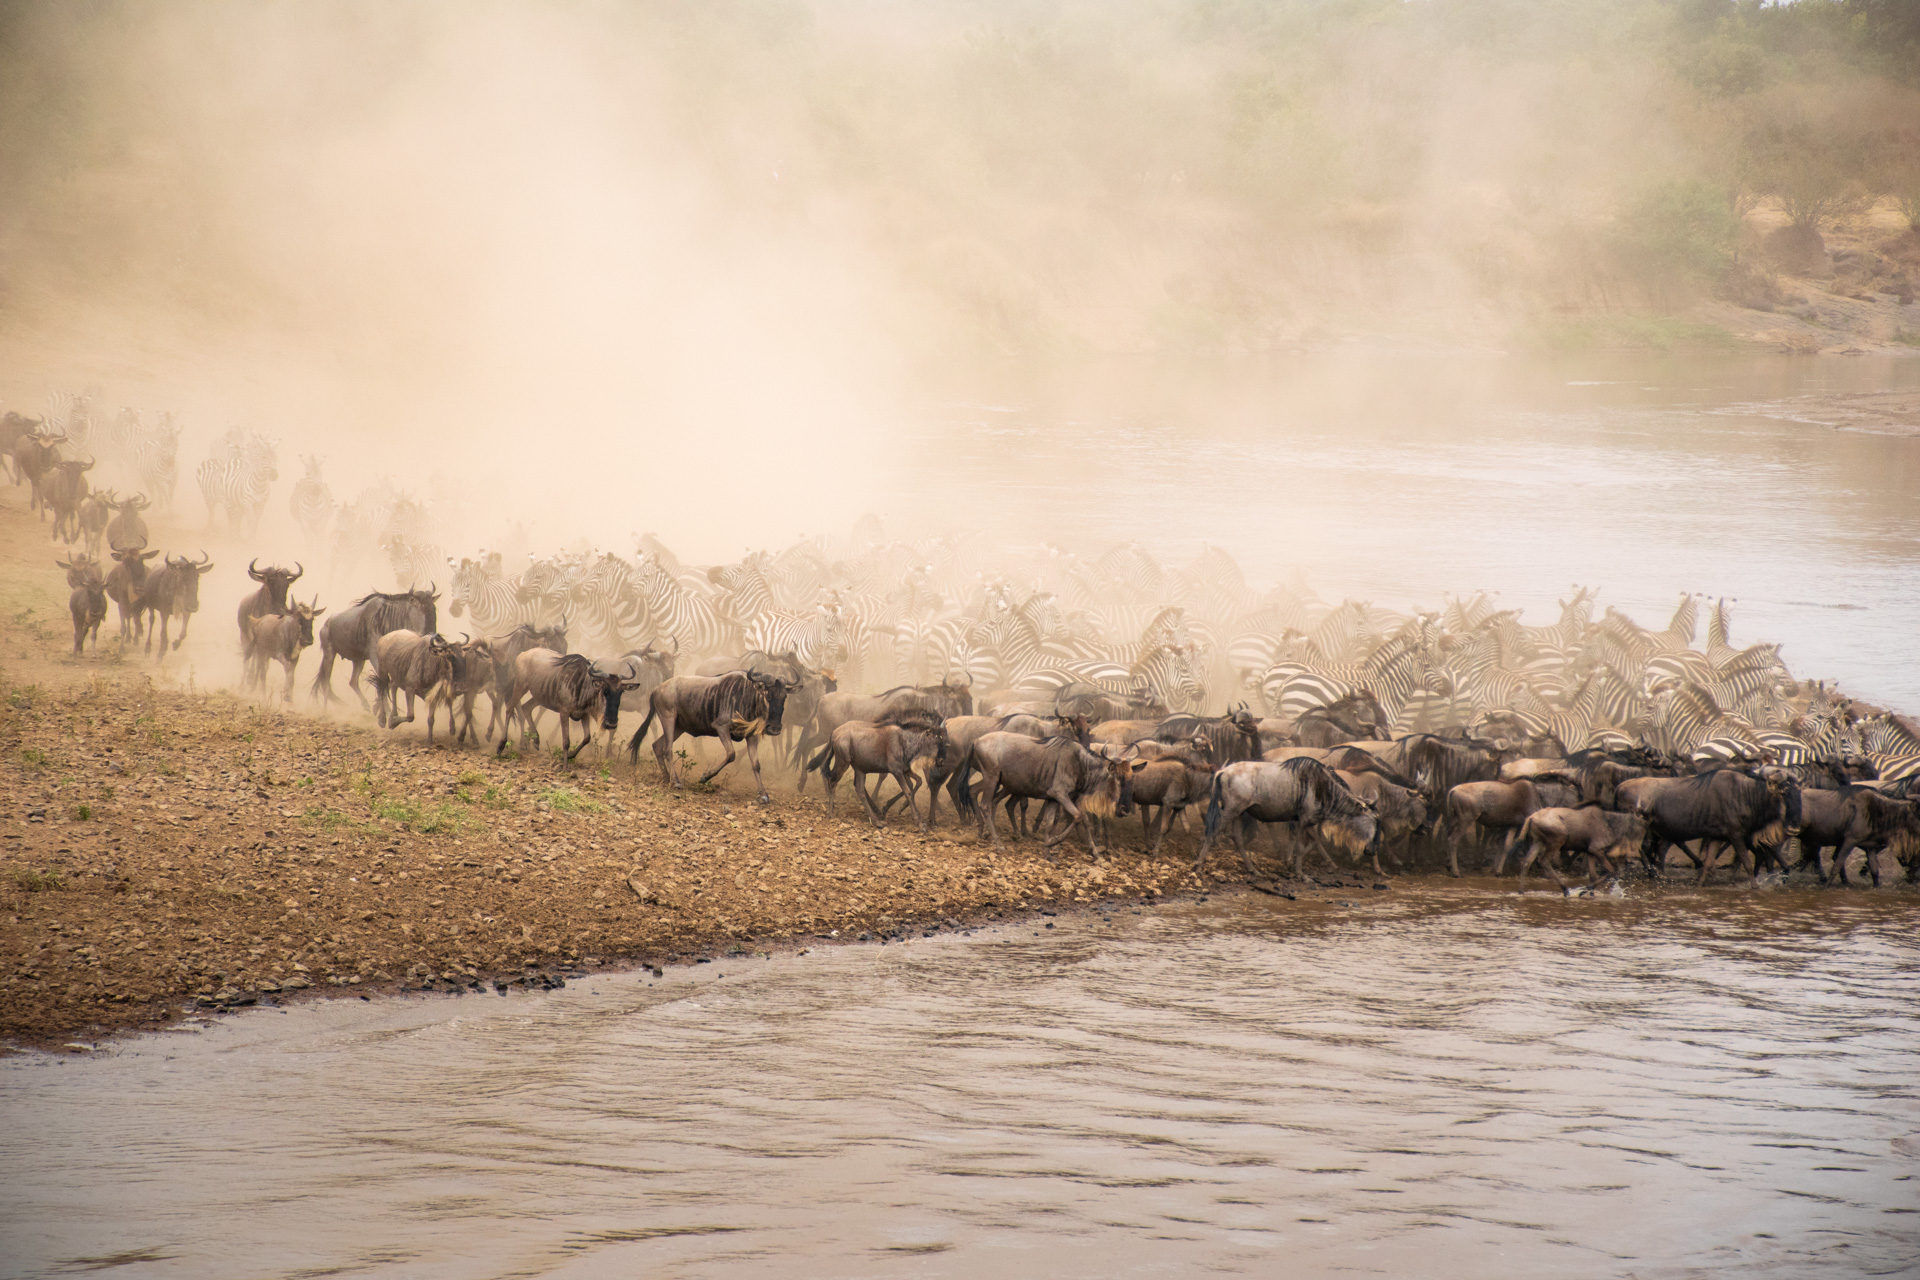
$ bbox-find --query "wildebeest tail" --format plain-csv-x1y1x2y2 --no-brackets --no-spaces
804,741,835,775
1204,771,1225,842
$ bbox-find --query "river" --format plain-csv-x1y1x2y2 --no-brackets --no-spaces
891,353,1920,710
4,887,1916,1278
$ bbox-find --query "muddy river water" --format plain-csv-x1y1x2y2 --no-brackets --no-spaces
4,888,1915,1278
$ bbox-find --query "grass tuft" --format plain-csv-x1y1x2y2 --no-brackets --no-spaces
12,867,64,892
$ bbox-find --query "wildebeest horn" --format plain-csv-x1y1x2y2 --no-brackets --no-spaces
196,551,211,566
428,581,438,598
248,558,264,581
290,561,303,581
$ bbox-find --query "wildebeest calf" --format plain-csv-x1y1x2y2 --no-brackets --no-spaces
805,711,953,832
244,599,326,703
1509,806,1647,886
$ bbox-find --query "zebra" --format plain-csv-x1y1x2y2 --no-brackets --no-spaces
196,430,277,536
746,602,850,675
289,455,333,542
631,550,739,657
131,413,182,512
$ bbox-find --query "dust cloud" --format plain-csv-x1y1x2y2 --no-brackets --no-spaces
0,1,1915,565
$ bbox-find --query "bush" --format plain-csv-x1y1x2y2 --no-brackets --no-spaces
1614,178,1742,300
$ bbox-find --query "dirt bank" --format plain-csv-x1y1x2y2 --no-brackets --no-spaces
0,495,1257,1049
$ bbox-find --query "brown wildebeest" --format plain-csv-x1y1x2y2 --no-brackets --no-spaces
791,681,964,785
311,586,439,707
1619,767,1802,886
922,712,1088,831
105,547,160,641
968,731,1136,859
627,671,795,801
63,560,107,655
1799,786,1920,887
804,710,953,831
484,621,567,737
11,430,66,517
1445,777,1583,877
106,493,151,552
442,636,500,746
1336,769,1429,875
137,552,214,657
497,649,641,761
244,599,325,702
0,411,44,482
46,458,93,544
1125,750,1215,854
1509,806,1647,886
77,488,113,555
237,559,303,660
1196,757,1379,877
372,629,462,742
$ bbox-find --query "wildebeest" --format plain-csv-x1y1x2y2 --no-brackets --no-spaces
0,411,44,482
968,731,1136,858
1399,733,1508,804
793,682,965,784
1337,769,1429,874
62,559,107,655
77,487,113,555
243,599,325,702
372,629,461,741
237,559,303,659
484,620,567,737
1125,750,1215,853
1619,767,1802,885
1288,692,1390,746
1151,708,1263,767
441,636,501,746
106,493,151,552
1444,777,1584,877
1798,786,1920,887
1508,806,1647,886
1197,757,1379,876
804,710,953,831
136,552,214,657
922,712,1088,830
496,649,641,761
628,671,795,801
45,458,93,544
311,586,439,706
105,546,160,641
11,430,65,517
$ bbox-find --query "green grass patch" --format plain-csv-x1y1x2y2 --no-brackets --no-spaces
1893,327,1920,347
68,803,93,821
12,867,64,892
538,787,604,815
19,746,48,767
370,795,474,835
1527,314,1740,352
7,683,43,711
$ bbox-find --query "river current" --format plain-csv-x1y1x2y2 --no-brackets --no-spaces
4,887,1916,1279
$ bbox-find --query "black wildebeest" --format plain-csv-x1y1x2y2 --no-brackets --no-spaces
1197,757,1380,877
968,731,1136,858
106,493,151,552
1444,777,1583,877
237,559,303,660
46,457,93,544
1619,767,1802,885
311,586,439,707
497,649,641,761
372,629,461,741
804,710,953,831
60,557,107,655
105,547,160,641
244,599,325,703
628,671,795,802
1509,806,1647,886
137,552,214,657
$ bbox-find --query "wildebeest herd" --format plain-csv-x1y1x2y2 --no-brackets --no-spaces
11,395,1919,891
